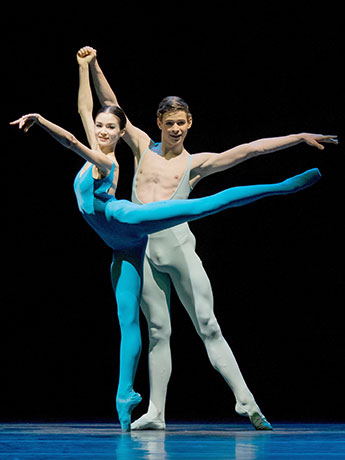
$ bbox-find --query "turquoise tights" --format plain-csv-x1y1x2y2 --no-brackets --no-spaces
111,244,147,432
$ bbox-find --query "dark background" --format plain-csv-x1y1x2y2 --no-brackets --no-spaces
3,2,344,424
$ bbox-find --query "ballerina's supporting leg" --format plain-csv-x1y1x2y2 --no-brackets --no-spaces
106,169,321,234
110,247,146,431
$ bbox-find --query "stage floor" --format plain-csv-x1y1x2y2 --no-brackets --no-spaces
0,422,344,459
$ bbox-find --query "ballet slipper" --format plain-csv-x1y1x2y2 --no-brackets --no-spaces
131,413,166,431
235,401,273,431
131,402,166,430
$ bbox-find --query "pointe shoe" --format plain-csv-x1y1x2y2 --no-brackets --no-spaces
116,391,142,431
235,402,273,431
282,168,321,193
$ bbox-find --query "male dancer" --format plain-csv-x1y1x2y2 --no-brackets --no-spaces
79,46,337,430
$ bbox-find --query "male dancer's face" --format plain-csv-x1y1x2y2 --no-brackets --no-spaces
157,110,192,149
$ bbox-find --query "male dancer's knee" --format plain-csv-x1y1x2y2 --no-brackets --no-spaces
198,311,222,341
148,319,172,348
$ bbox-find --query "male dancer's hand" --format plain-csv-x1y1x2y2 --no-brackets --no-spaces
77,46,97,65
300,133,338,150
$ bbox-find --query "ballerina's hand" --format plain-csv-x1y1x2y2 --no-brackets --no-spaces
302,133,338,150
77,46,97,65
10,113,39,133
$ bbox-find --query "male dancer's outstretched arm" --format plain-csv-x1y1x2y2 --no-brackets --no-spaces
191,133,338,182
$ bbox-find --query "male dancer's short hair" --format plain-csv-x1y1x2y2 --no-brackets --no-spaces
156,96,192,120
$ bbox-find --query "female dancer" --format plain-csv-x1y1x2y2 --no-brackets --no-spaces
10,62,322,432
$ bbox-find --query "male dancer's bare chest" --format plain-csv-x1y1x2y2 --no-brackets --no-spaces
135,150,190,203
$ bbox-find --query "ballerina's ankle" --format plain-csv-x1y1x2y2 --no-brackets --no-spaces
116,391,142,431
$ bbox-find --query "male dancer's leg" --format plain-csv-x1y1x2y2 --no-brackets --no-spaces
168,239,272,429
131,231,271,430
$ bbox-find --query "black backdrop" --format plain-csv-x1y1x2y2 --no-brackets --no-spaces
3,3,344,423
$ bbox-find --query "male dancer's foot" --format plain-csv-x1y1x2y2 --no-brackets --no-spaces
131,402,166,430
116,390,142,431
131,401,272,431
235,401,273,430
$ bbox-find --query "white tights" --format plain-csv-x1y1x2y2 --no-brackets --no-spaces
133,223,258,427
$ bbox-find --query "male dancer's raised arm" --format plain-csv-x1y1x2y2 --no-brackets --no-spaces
78,47,151,164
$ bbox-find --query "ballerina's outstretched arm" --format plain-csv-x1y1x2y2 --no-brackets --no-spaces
10,113,115,176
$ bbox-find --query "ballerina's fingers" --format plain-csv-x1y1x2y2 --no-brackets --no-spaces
9,117,21,126
9,117,26,129
23,119,36,132
10,114,37,132
20,116,29,130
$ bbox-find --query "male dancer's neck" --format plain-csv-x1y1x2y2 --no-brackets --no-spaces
161,141,185,159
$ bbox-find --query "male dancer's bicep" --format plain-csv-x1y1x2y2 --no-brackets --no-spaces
190,152,222,181
123,122,152,161
192,145,253,179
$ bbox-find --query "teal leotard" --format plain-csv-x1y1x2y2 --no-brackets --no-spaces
73,161,321,430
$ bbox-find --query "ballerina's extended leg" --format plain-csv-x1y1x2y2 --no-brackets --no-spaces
106,169,321,235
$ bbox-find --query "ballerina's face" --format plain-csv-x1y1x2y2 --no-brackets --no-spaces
95,112,125,150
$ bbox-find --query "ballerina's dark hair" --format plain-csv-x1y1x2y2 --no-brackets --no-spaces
96,105,127,130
